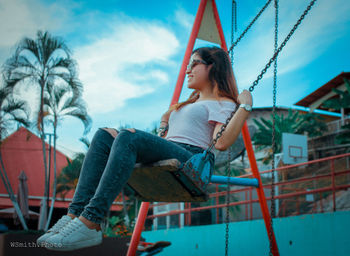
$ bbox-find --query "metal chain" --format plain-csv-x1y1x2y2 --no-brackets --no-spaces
230,0,237,65
225,148,231,256
225,3,236,253
228,0,272,53
248,0,317,93
269,0,278,255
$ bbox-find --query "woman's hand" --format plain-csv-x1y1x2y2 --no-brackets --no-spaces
237,89,253,106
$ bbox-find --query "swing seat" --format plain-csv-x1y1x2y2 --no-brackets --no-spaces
127,159,209,202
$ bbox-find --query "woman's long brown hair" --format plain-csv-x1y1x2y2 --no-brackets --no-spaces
173,47,239,111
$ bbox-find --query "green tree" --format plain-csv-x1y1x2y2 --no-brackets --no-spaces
252,109,327,164
2,30,83,229
43,83,91,229
0,84,30,229
56,152,85,199
322,78,350,145
56,135,91,200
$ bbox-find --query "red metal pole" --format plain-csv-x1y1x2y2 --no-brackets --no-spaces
211,0,226,49
250,187,253,220
241,122,280,256
297,200,300,215
245,190,248,220
331,159,336,212
170,0,207,105
216,185,219,224
126,202,150,256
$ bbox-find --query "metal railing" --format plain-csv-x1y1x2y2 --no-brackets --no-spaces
147,152,350,230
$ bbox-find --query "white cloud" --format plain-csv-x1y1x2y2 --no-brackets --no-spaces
0,0,180,120
0,0,68,58
174,8,194,30
74,20,180,114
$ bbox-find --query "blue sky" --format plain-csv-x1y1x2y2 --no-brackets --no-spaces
1,0,350,157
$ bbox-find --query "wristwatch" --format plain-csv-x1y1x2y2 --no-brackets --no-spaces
239,104,252,112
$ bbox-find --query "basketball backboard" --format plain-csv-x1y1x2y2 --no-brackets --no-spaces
282,133,308,164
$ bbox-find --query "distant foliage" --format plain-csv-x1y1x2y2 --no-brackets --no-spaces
252,109,327,164
56,153,85,199
103,216,132,238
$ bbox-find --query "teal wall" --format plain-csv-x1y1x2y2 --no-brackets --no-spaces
143,211,350,256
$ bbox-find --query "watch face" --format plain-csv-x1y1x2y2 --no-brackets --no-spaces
241,104,252,111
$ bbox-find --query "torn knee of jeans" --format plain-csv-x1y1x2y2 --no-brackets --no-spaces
101,127,119,138
126,128,136,133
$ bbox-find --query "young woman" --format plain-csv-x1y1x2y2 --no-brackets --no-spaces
37,46,253,251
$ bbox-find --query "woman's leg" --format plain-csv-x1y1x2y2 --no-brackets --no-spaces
67,128,118,217
80,129,195,225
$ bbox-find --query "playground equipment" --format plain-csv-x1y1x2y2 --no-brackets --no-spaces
126,0,317,255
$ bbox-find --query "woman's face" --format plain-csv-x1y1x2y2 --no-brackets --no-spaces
186,53,211,91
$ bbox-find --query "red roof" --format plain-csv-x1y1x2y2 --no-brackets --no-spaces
295,72,350,113
0,127,70,208
0,127,122,211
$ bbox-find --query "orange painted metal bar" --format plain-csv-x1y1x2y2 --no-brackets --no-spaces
170,0,208,106
126,202,150,256
331,159,336,211
239,152,350,177
145,183,350,219
211,0,226,48
241,122,279,256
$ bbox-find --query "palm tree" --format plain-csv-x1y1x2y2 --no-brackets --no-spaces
0,84,30,229
0,85,30,139
43,83,91,229
2,30,83,229
252,109,327,164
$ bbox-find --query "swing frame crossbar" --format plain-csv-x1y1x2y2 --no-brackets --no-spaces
127,0,280,255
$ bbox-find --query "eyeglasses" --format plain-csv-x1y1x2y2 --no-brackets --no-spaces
186,59,208,71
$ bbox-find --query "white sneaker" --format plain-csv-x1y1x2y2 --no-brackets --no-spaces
37,215,72,246
44,218,102,251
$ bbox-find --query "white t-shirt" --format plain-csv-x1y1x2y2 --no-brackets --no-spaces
166,100,236,149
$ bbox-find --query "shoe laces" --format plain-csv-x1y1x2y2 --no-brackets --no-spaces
49,216,71,233
59,219,80,237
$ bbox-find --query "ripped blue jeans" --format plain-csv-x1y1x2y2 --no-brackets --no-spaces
68,128,212,224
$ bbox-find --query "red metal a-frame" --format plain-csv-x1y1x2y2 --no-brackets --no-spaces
127,0,279,255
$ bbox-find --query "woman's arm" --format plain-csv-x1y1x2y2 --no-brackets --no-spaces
213,90,253,151
158,108,174,137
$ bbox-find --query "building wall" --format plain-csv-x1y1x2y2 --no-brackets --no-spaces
143,211,350,256
0,127,70,208
0,127,123,213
